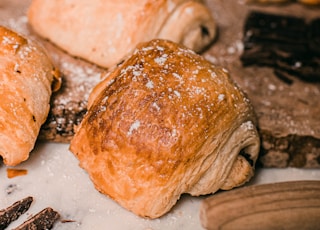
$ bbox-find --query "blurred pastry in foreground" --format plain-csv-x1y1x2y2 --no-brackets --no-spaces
70,39,260,218
27,0,216,68
0,26,60,166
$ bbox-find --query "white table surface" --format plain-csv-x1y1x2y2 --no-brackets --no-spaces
1,142,319,230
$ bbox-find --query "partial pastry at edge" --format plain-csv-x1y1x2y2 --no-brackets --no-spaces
0,26,60,166
70,39,260,218
27,0,216,68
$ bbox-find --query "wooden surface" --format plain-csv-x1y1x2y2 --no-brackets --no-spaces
200,180,320,230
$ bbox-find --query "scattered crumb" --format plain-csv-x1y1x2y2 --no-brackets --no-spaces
7,168,28,178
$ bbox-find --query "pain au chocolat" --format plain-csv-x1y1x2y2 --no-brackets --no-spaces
27,0,216,68
69,39,260,218
0,26,60,166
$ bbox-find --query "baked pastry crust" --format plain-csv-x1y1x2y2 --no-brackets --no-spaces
0,26,60,166
27,0,216,68
69,39,260,218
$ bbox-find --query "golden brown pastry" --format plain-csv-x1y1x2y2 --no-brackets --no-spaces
0,26,60,166
69,39,260,218
27,0,216,68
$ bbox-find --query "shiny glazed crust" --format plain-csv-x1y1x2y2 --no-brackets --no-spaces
70,39,260,218
27,0,216,68
0,26,60,166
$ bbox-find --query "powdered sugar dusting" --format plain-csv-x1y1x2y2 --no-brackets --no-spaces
128,120,141,136
154,54,168,65
152,102,161,111
2,35,15,45
173,73,183,81
173,90,181,98
146,80,154,89
241,120,255,131
92,39,248,146
133,70,141,77
218,94,225,102
58,61,101,104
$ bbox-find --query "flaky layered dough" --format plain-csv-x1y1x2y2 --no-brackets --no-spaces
27,0,216,68
70,39,260,218
0,26,60,166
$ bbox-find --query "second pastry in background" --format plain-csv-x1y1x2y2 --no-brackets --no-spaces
27,0,217,68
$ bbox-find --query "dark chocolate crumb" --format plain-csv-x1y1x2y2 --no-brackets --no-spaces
5,184,18,195
241,11,320,83
13,207,60,230
0,196,33,230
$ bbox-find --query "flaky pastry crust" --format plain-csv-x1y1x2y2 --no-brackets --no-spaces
0,26,60,166
27,0,216,68
70,39,260,218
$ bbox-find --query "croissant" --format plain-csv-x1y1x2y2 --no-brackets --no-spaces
0,26,60,166
69,39,260,218
27,0,216,68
